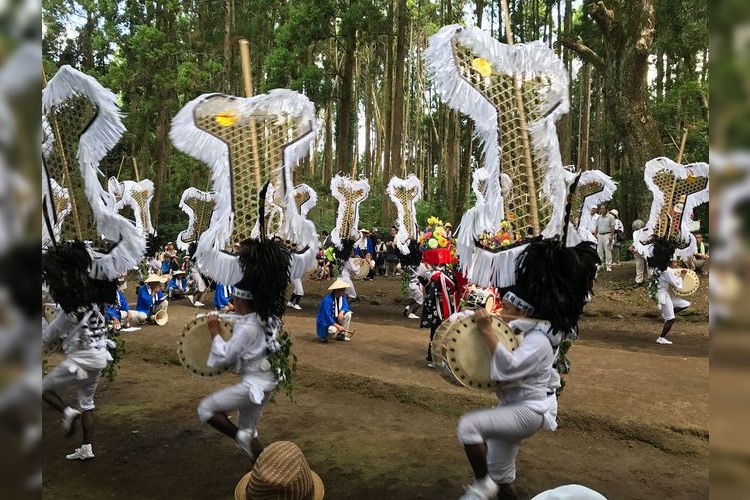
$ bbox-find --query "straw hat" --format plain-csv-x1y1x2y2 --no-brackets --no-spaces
359,228,370,234
609,209,618,217
144,274,167,284
327,278,350,291
172,269,186,276
234,441,324,500
444,222,453,228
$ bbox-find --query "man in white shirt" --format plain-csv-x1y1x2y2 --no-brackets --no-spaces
592,206,616,271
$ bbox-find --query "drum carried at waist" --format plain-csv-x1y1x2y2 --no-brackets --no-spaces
670,269,699,297
43,303,62,356
352,257,371,280
433,313,523,391
178,316,234,377
460,287,497,313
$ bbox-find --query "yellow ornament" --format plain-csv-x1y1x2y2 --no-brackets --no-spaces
215,111,238,127
471,58,492,78
686,173,696,184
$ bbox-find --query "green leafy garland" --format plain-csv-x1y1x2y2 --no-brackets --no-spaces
266,329,297,402
647,271,660,303
555,338,573,396
102,327,126,381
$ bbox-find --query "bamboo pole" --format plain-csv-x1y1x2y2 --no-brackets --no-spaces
43,67,83,239
501,0,540,234
675,127,689,164
132,157,140,182
238,39,263,190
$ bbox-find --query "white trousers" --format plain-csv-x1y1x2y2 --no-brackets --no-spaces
327,311,352,335
596,234,613,267
42,362,101,411
634,254,648,284
197,383,272,431
292,278,304,296
457,403,544,484
660,295,691,321
120,310,146,325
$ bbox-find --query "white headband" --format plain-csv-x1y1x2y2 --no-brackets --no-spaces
233,287,254,300
502,291,535,315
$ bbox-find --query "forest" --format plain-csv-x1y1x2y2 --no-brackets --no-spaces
42,0,709,240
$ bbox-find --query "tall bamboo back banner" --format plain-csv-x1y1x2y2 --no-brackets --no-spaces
644,157,709,259
387,174,422,254
108,177,157,236
176,188,217,251
425,25,570,288
42,66,145,278
330,175,370,250
565,169,617,246
170,90,318,285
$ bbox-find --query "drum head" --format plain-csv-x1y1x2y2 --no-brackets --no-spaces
444,315,522,390
42,304,62,356
484,295,495,313
431,319,458,381
671,269,699,297
352,257,370,280
178,317,233,377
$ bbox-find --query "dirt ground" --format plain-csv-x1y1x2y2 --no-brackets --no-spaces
42,261,709,499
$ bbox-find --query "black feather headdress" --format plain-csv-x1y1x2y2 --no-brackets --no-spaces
514,238,599,335
398,239,423,267
233,181,292,322
42,240,118,313
647,236,677,272
333,238,356,261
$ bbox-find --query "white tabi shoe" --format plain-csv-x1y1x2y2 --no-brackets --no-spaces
656,336,673,345
408,313,420,319
235,429,255,461
458,476,499,500
62,408,81,437
66,444,94,460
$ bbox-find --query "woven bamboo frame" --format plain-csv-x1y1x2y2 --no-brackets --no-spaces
652,169,709,241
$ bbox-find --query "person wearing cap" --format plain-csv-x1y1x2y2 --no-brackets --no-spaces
214,282,235,313
167,269,188,300
456,239,598,500
197,237,291,463
315,279,354,342
593,205,616,271
105,278,143,328
629,218,650,287
159,250,172,276
234,441,324,500
136,274,168,322
354,228,373,257
444,222,454,239
647,237,691,345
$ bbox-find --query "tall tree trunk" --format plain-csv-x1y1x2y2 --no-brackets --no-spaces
336,30,356,175
323,102,333,182
380,1,395,226
389,0,408,178
223,0,234,93
655,49,664,102
577,63,592,170
558,0,573,165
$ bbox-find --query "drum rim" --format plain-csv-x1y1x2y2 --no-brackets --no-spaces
178,317,233,378
671,269,700,297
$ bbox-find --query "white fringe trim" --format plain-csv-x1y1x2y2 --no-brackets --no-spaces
176,187,216,251
294,183,318,217
386,174,422,253
330,175,370,250
108,177,156,235
42,65,145,278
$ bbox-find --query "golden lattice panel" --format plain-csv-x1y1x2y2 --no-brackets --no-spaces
43,95,99,241
652,170,709,240
130,189,152,231
193,96,301,247
572,182,606,228
454,44,552,235
182,196,216,243
393,185,420,238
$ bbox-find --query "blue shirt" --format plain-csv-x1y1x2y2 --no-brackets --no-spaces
136,285,164,314
168,277,187,291
214,283,233,309
316,293,350,339
105,290,130,320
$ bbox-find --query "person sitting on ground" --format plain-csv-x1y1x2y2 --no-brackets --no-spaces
105,277,145,328
167,269,188,300
316,279,354,343
686,233,709,275
159,248,172,276
135,274,168,322
233,441,325,500
364,252,376,280
214,282,235,313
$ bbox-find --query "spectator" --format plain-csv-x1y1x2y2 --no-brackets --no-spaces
375,236,386,276
233,441,324,500
385,226,400,276
364,252,376,280
609,209,624,265
593,205,616,271
686,233,709,275
214,282,235,312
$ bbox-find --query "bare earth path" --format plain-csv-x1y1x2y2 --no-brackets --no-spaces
42,262,708,499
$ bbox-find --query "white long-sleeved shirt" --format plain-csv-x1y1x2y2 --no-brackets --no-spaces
341,257,360,281
491,318,560,430
43,305,110,372
657,269,683,306
207,313,276,402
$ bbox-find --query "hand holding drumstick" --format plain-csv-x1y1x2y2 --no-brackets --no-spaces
474,309,499,352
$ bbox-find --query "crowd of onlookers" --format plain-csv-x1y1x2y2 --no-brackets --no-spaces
313,226,404,281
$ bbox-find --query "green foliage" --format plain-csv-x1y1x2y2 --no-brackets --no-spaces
102,329,126,382
267,329,297,402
